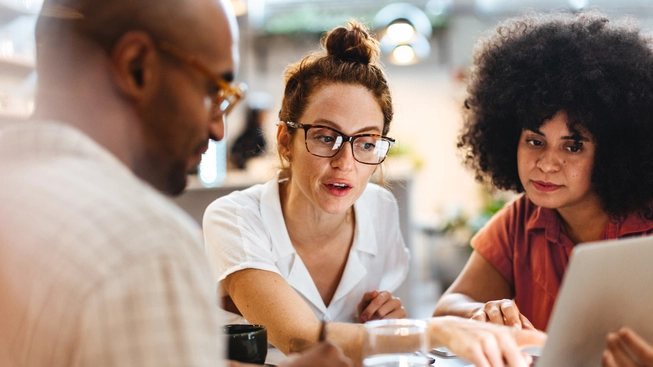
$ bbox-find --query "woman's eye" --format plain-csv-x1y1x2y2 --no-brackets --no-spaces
526,139,542,147
360,142,375,151
316,136,335,144
566,143,583,153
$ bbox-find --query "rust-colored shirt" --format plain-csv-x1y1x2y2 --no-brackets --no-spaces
471,194,653,331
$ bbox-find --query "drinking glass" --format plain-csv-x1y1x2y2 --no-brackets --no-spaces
362,319,430,367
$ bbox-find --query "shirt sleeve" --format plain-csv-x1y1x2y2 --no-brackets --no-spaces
203,194,281,284
74,238,223,367
470,197,521,286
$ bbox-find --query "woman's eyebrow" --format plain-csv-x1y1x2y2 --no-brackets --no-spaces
525,128,589,142
561,134,589,141
524,128,544,136
312,118,382,134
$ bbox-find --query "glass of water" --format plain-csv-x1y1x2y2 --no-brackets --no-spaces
362,319,430,367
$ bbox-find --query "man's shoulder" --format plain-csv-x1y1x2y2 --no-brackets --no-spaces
1,150,202,282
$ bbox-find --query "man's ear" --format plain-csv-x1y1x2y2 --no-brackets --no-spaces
107,31,159,101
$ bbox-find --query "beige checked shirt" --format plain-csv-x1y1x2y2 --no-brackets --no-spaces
0,122,225,366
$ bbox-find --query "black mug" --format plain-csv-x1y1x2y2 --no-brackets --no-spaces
224,324,268,364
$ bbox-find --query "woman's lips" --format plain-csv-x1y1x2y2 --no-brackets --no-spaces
324,182,353,197
532,180,562,192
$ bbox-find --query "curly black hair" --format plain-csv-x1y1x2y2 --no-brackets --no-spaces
459,10,653,217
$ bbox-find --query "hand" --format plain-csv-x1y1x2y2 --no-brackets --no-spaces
603,328,653,367
429,316,547,367
471,299,535,330
279,340,353,367
357,290,406,323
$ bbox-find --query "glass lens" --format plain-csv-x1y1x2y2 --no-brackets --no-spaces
218,95,231,112
214,91,238,115
353,136,391,164
305,126,391,164
306,126,343,156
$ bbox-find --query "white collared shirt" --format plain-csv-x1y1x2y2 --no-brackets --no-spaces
203,175,410,323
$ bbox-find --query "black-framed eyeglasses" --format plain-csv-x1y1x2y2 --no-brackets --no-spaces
157,41,247,118
285,121,395,165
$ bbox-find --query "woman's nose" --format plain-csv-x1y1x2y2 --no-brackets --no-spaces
536,149,561,172
330,141,355,171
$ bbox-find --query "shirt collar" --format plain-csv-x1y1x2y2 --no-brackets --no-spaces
352,196,379,255
259,175,296,259
602,210,653,238
525,196,653,242
0,121,133,179
526,203,562,244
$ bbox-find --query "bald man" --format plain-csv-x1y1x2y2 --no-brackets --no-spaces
0,0,350,366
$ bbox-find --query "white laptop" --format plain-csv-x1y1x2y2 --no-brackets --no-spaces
458,235,653,367
534,235,653,366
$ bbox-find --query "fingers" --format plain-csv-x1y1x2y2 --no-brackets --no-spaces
519,314,535,330
498,330,531,367
605,332,640,367
514,328,547,348
359,291,404,322
357,290,378,316
481,334,505,367
603,349,619,367
499,301,522,328
471,329,530,367
471,300,525,328
433,317,530,367
617,328,653,365
471,309,488,323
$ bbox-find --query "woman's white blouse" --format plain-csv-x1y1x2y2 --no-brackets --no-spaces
203,176,410,324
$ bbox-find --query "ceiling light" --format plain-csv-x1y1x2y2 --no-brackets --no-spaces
374,3,433,66
387,21,416,44
392,45,416,64
568,0,589,10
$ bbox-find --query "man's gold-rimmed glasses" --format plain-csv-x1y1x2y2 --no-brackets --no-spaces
157,41,247,118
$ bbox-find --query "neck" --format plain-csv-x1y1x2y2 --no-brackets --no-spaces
280,180,354,248
32,34,145,175
32,60,143,176
556,195,610,245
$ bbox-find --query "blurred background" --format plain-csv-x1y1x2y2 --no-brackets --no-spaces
5,0,653,317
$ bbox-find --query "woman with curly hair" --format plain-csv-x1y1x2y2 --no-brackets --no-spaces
433,8,653,358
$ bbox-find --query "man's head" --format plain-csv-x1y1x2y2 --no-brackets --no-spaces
34,0,241,195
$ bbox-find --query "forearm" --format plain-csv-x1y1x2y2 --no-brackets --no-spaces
326,322,366,366
282,322,365,366
433,293,484,319
225,270,365,364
